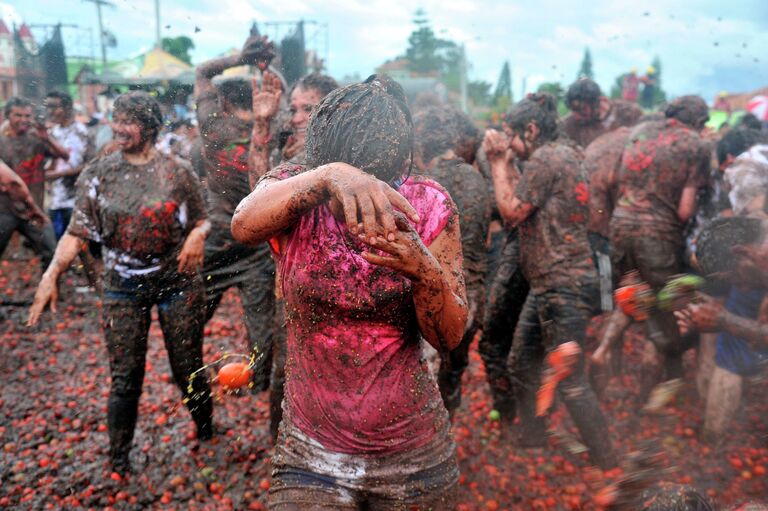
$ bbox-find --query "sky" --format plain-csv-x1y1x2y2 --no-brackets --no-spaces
5,0,768,102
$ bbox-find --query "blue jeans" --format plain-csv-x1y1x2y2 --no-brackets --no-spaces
48,208,72,240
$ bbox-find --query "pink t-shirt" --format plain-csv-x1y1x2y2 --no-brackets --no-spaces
268,167,455,455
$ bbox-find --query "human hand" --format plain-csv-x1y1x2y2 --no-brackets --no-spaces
482,129,513,164
360,213,440,282
319,163,420,241
177,228,206,273
281,134,303,161
240,35,275,69
252,71,282,121
27,273,59,326
674,295,724,334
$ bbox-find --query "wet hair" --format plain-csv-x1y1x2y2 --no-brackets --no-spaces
46,90,73,111
414,107,458,163
4,96,32,117
664,95,709,129
639,485,714,511
112,91,163,142
696,217,764,277
716,128,767,164
504,93,559,144
450,107,480,164
566,78,602,109
217,78,252,111
292,73,338,99
737,112,763,131
305,74,412,184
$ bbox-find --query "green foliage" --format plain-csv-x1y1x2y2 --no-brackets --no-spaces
468,80,493,106
609,73,626,99
404,9,458,75
161,36,195,65
494,61,512,103
577,48,594,80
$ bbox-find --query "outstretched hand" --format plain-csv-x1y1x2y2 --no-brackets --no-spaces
320,163,420,242
252,71,282,122
27,274,59,326
240,35,275,69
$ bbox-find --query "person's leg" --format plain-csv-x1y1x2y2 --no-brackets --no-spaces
479,235,529,421
16,218,57,268
102,292,151,473
541,287,617,469
508,292,546,441
48,208,72,240
237,249,276,391
703,365,743,443
270,299,287,442
697,333,718,401
438,286,482,413
157,279,213,439
0,213,20,258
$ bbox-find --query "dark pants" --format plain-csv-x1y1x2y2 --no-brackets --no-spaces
103,273,212,466
438,285,484,412
478,231,529,420
203,233,276,390
611,236,686,380
270,300,287,441
48,208,72,240
509,284,616,469
0,212,56,268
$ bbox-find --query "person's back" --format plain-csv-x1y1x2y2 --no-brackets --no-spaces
612,118,710,245
585,126,632,239
517,141,595,291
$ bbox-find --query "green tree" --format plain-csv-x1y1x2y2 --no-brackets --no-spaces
650,56,667,106
161,36,195,65
609,73,626,99
493,61,512,104
403,9,457,75
468,80,493,106
577,48,594,80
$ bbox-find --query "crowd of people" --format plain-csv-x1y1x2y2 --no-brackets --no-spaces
1,32,766,510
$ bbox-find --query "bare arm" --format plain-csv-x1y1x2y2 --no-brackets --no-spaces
0,160,47,224
677,185,698,223
248,71,282,188
482,130,535,226
718,310,768,347
232,163,419,247
362,213,467,351
27,233,87,325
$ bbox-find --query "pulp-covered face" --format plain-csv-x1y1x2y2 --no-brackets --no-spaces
289,87,324,148
569,99,598,122
45,98,68,125
111,111,146,152
502,123,530,159
8,106,33,134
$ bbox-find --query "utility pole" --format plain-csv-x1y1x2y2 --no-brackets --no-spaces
83,0,114,70
459,43,467,113
155,0,161,48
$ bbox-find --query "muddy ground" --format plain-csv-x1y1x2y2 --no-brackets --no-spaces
1,253,766,510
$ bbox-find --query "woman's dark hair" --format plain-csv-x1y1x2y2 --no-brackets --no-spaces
737,112,763,131
113,91,163,142
451,107,480,164
716,127,767,164
565,78,602,109
292,73,338,98
696,217,764,277
504,92,559,144
664,95,709,129
217,78,252,111
305,74,412,184
414,107,457,163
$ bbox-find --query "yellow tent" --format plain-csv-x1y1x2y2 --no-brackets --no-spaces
135,47,192,81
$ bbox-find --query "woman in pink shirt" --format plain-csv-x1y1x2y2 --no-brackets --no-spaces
233,75,467,510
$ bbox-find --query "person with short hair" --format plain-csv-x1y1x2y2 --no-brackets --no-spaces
0,97,67,267
28,91,214,475
562,78,642,148
484,93,616,468
45,90,90,239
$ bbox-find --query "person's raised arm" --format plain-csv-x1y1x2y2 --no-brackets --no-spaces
194,53,241,122
27,233,87,325
361,213,467,351
232,162,419,247
248,71,282,188
483,129,535,227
